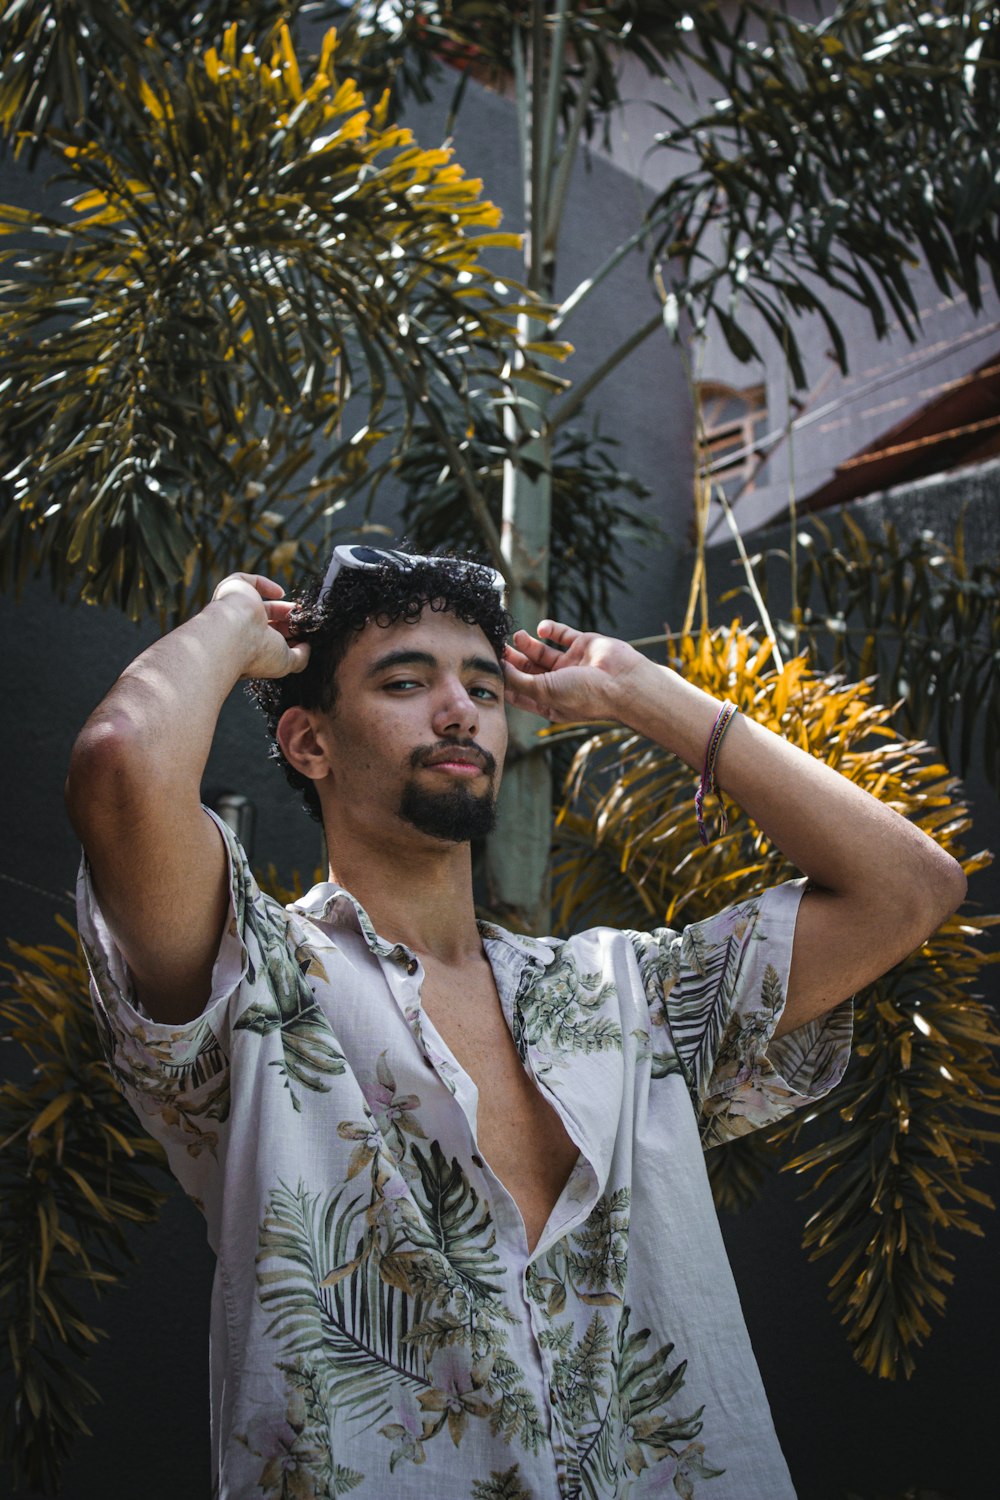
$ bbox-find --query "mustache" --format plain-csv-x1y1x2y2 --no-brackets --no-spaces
410,739,497,777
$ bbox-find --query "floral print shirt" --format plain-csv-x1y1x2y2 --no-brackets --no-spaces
78,809,852,1500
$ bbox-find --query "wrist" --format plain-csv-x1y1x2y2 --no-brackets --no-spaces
615,657,725,757
595,643,652,722
202,590,266,671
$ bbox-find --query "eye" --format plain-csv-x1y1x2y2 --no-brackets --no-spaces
471,685,501,701
383,678,422,691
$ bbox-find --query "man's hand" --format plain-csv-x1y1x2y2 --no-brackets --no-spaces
211,573,311,680
502,620,642,722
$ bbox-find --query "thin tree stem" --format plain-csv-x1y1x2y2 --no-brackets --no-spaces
541,0,570,209
715,484,784,671
530,0,545,294
552,217,656,333
544,47,600,255
550,310,663,430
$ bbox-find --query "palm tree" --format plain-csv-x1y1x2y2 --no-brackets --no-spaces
0,9,564,621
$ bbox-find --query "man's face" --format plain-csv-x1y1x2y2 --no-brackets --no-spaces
316,607,508,844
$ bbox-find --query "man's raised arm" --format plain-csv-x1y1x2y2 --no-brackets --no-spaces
65,575,309,1027
503,619,967,1038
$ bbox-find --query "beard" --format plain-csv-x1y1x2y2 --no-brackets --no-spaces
398,740,499,842
398,780,498,842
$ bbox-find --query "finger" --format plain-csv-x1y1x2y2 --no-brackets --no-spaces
214,572,285,604
537,619,580,647
285,642,312,674
502,661,554,713
264,600,298,632
503,684,554,719
248,574,285,599
511,630,566,671
503,643,544,675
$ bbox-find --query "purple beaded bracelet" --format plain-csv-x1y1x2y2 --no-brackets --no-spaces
695,699,739,847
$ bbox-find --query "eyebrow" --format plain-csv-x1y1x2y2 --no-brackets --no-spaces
366,649,503,681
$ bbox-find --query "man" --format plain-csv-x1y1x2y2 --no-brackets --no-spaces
67,548,965,1500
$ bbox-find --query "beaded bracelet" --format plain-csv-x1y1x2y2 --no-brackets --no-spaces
695,700,740,847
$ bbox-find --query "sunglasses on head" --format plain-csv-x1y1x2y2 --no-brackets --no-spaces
321,545,506,598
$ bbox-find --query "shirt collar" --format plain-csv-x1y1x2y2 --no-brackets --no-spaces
288,881,556,966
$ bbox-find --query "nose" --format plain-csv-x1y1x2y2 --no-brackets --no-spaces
431,677,480,738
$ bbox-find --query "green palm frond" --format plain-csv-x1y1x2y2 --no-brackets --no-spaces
649,0,1000,385
0,22,563,618
723,512,1000,797
552,621,1000,1378
0,0,301,144
383,412,657,629
316,0,724,135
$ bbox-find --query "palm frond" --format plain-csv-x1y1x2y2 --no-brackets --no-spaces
722,513,1000,797
648,0,1000,383
0,23,563,618
0,925,168,1494
553,621,1000,1378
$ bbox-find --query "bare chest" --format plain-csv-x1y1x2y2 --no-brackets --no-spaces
418,953,578,1252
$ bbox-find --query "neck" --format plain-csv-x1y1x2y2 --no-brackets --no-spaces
323,813,482,963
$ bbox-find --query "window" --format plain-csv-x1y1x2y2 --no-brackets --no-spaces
696,382,769,505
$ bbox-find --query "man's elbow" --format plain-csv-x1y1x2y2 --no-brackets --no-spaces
935,851,968,918
65,714,144,844
907,846,967,940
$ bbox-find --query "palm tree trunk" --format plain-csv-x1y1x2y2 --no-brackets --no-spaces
483,1,556,932
487,334,553,931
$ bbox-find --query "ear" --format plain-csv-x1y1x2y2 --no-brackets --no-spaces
276,706,333,784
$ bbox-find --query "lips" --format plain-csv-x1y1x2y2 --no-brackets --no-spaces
415,742,494,775
422,751,486,772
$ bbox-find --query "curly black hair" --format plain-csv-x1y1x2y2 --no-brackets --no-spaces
246,553,513,822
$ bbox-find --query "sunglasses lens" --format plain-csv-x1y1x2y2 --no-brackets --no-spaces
327,545,504,596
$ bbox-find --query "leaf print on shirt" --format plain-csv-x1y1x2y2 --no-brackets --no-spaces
81,944,232,1154
362,1051,427,1173
630,900,769,1102
408,1141,505,1303
528,1190,630,1316
712,961,784,1076
236,1356,364,1498
234,918,346,1112
470,1462,536,1499
514,951,622,1073
387,1140,543,1453
397,1144,543,1452
257,1150,543,1470
417,1347,494,1446
540,1306,723,1499
698,962,792,1147
257,1179,431,1434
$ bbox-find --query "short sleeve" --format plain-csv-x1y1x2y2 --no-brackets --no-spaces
628,879,852,1147
76,807,282,1211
